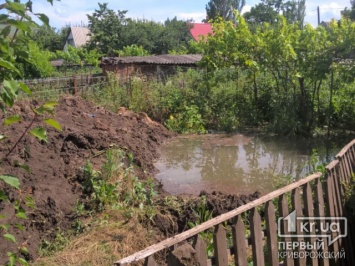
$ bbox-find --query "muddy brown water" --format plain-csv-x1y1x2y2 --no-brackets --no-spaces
155,134,352,196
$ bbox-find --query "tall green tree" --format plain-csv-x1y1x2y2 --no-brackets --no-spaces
124,19,165,54
342,0,355,20
86,3,129,56
86,3,193,55
244,0,305,27
158,17,193,54
243,0,281,24
282,0,306,28
205,0,246,21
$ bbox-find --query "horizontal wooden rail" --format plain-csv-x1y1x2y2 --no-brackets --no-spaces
115,172,322,265
336,139,355,158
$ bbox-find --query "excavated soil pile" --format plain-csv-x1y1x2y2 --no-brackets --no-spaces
153,190,261,236
0,96,174,263
0,96,261,264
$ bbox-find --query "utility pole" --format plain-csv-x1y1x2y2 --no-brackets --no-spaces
317,6,320,26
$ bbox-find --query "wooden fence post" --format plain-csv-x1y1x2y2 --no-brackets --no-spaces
291,188,306,266
250,208,265,266
144,256,158,266
72,75,77,95
265,201,279,266
314,178,329,266
324,175,339,265
213,224,228,266
193,235,208,266
303,182,318,266
279,194,294,266
232,215,248,266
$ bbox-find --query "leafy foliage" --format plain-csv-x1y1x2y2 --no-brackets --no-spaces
243,0,306,28
81,149,158,212
29,25,69,52
86,3,129,56
116,44,150,57
86,3,193,55
0,0,62,264
55,46,101,67
197,12,355,135
82,12,355,136
205,0,246,22
165,104,207,134
17,41,55,78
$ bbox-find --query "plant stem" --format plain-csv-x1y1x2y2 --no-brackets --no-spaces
1,114,37,163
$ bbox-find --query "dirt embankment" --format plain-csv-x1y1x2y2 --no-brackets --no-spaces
0,96,260,264
0,96,174,263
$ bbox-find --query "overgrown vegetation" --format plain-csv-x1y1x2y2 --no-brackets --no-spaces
83,53,355,136
9,3,355,137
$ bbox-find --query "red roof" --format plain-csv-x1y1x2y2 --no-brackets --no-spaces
190,23,212,41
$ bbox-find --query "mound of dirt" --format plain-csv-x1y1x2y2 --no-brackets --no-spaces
153,190,261,236
0,96,261,264
0,96,174,263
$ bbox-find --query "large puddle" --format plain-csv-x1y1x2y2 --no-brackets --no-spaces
155,134,352,196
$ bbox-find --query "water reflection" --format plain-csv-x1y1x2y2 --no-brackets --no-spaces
155,134,350,195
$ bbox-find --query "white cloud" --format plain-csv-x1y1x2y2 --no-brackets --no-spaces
32,0,94,27
177,12,206,22
241,5,251,15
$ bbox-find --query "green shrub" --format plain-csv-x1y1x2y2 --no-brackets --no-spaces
165,104,206,134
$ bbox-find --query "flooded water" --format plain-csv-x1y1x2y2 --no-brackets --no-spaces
155,134,353,196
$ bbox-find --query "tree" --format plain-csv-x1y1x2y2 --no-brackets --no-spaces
116,44,150,56
157,17,193,54
243,0,305,28
30,25,69,52
199,12,355,135
243,2,279,24
342,0,355,20
86,4,193,55
86,3,129,56
282,0,306,28
205,0,246,21
124,19,165,54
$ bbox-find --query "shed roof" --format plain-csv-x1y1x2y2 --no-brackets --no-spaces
101,54,202,65
70,27,91,47
190,23,212,41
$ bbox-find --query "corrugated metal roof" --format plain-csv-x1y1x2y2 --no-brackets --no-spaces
71,27,91,47
101,54,202,65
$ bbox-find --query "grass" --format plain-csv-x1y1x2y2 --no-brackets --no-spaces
34,212,159,266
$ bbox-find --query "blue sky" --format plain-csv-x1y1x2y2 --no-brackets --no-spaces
33,0,351,29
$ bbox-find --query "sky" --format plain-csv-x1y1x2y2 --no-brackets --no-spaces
32,0,352,29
